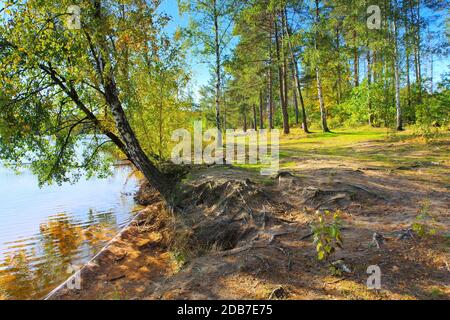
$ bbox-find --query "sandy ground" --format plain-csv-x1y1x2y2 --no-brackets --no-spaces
48,135,450,300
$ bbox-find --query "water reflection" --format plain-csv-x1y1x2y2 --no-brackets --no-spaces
0,166,140,299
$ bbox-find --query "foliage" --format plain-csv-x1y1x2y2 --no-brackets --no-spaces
311,210,343,262
0,0,448,186
412,200,437,237
0,0,192,187
413,77,450,143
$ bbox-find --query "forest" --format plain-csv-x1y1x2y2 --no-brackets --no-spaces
0,0,449,301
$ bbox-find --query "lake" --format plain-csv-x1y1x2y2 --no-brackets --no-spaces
0,163,140,299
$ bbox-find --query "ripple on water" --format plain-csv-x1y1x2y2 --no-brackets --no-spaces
0,165,140,300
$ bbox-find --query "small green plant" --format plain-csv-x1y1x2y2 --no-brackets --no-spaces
412,200,437,237
110,285,122,300
311,210,343,262
260,178,275,186
429,286,445,299
170,250,187,272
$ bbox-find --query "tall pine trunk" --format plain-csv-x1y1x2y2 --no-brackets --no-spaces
284,7,309,133
292,74,300,125
213,0,223,146
315,0,330,133
367,50,374,126
259,90,264,129
274,12,289,134
393,12,403,131
336,24,342,105
353,30,359,87
268,20,274,130
253,104,258,130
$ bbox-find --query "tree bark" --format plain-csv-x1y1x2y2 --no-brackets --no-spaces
393,14,403,131
268,20,274,130
353,30,359,87
367,50,374,126
213,0,223,146
41,61,171,198
411,0,422,102
281,10,290,133
259,90,264,129
90,0,171,197
104,78,172,195
292,74,300,125
274,12,289,134
243,112,247,132
315,0,330,133
253,104,258,130
335,24,342,105
284,7,309,133
404,2,412,116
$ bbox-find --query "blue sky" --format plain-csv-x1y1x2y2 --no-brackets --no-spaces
158,1,211,101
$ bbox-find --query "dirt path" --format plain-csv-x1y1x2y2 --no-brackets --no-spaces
50,135,450,300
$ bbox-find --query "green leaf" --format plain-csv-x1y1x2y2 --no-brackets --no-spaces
318,251,325,261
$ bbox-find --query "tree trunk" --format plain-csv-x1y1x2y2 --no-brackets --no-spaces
104,78,171,196
416,0,422,102
46,1,171,200
274,13,289,134
367,50,373,126
223,91,227,130
393,15,402,131
316,69,329,133
292,75,300,125
353,30,359,87
406,46,412,120
281,10,290,133
268,67,274,130
411,0,422,102
404,3,412,115
243,112,247,132
284,7,309,133
336,25,342,105
253,104,258,130
213,0,223,146
259,90,264,129
315,0,330,133
268,21,274,130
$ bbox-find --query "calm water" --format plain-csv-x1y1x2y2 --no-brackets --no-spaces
0,164,140,299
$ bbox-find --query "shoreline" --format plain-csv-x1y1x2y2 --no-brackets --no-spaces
44,208,148,300
45,182,175,300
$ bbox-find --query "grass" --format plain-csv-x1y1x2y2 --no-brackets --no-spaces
230,126,449,180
